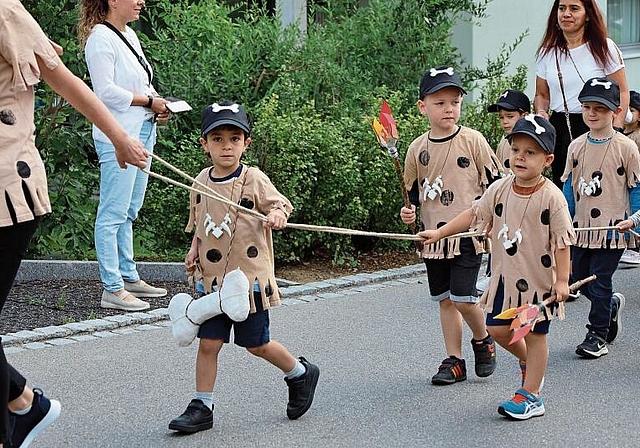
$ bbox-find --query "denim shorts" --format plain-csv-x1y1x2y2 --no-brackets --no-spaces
485,280,550,334
423,238,482,303
198,293,270,348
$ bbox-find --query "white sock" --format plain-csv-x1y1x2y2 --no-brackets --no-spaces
285,359,306,379
12,405,31,415
195,391,213,410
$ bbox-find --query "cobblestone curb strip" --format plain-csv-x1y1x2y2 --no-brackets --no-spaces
2,264,426,352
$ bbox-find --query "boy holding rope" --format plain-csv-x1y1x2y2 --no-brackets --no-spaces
561,77,640,356
419,115,575,420
168,101,319,434
400,66,504,385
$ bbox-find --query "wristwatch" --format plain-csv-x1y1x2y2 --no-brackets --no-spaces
146,95,154,109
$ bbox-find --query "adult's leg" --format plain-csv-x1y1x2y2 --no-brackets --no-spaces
0,219,38,443
119,121,154,283
94,139,139,292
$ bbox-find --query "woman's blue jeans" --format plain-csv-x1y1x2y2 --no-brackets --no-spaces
94,120,155,292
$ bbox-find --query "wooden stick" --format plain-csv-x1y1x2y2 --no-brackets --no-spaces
144,155,639,243
143,169,423,241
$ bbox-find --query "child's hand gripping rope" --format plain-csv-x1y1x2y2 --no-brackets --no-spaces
494,275,597,345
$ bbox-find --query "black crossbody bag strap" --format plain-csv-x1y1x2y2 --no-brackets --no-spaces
101,21,152,85
555,50,573,141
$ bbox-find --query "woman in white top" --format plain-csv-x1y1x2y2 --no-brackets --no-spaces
534,0,629,189
79,0,170,311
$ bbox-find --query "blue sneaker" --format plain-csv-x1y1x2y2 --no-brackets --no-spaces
498,389,545,420
8,388,61,448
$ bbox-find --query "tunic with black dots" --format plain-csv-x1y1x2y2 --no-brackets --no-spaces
0,1,61,227
404,126,504,259
561,132,640,249
625,128,640,153
186,165,293,313
495,136,512,171
472,177,575,314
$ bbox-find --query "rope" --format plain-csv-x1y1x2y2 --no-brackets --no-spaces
144,153,640,242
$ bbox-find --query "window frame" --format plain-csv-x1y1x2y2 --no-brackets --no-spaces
606,0,640,57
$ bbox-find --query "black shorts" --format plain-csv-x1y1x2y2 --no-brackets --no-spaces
198,292,270,348
423,238,482,303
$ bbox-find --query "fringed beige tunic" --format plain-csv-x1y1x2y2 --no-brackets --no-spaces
186,165,293,313
561,133,640,249
404,126,504,258
0,2,60,227
495,136,512,170
625,129,640,152
472,177,576,314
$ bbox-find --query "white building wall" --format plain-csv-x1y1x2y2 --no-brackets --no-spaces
277,0,307,32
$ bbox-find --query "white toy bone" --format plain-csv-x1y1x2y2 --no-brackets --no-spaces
590,79,612,90
497,223,522,250
210,102,240,113
204,213,232,238
524,115,546,134
422,175,443,201
430,67,454,77
168,268,250,347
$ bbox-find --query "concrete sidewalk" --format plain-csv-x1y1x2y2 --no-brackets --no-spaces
7,266,640,448
3,263,426,349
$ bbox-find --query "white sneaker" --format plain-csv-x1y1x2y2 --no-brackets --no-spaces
619,249,640,265
101,290,150,311
124,280,168,298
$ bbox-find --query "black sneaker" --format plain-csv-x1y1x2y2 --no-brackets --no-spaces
471,335,497,377
284,357,319,420
7,388,61,448
576,333,609,359
168,399,213,433
431,356,467,385
606,293,625,343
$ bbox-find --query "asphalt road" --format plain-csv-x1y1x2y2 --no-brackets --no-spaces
8,266,640,448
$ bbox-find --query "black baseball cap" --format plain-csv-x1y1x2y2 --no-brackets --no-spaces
578,77,620,111
419,66,467,99
201,101,250,137
630,90,640,111
507,114,556,154
487,89,531,113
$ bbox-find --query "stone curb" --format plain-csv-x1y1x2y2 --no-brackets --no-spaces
2,264,427,350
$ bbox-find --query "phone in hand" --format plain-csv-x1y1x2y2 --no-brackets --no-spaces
166,100,192,113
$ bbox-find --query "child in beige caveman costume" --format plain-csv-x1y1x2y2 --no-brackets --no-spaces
168,101,319,434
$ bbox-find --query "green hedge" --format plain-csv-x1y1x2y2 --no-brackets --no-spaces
24,0,526,263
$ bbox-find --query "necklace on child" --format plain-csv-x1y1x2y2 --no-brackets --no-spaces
577,134,613,197
203,169,238,239
422,130,455,201
497,177,544,250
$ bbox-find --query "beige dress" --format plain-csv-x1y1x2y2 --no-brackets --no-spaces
0,1,60,227
561,133,640,249
472,177,575,314
186,165,293,313
404,126,504,259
